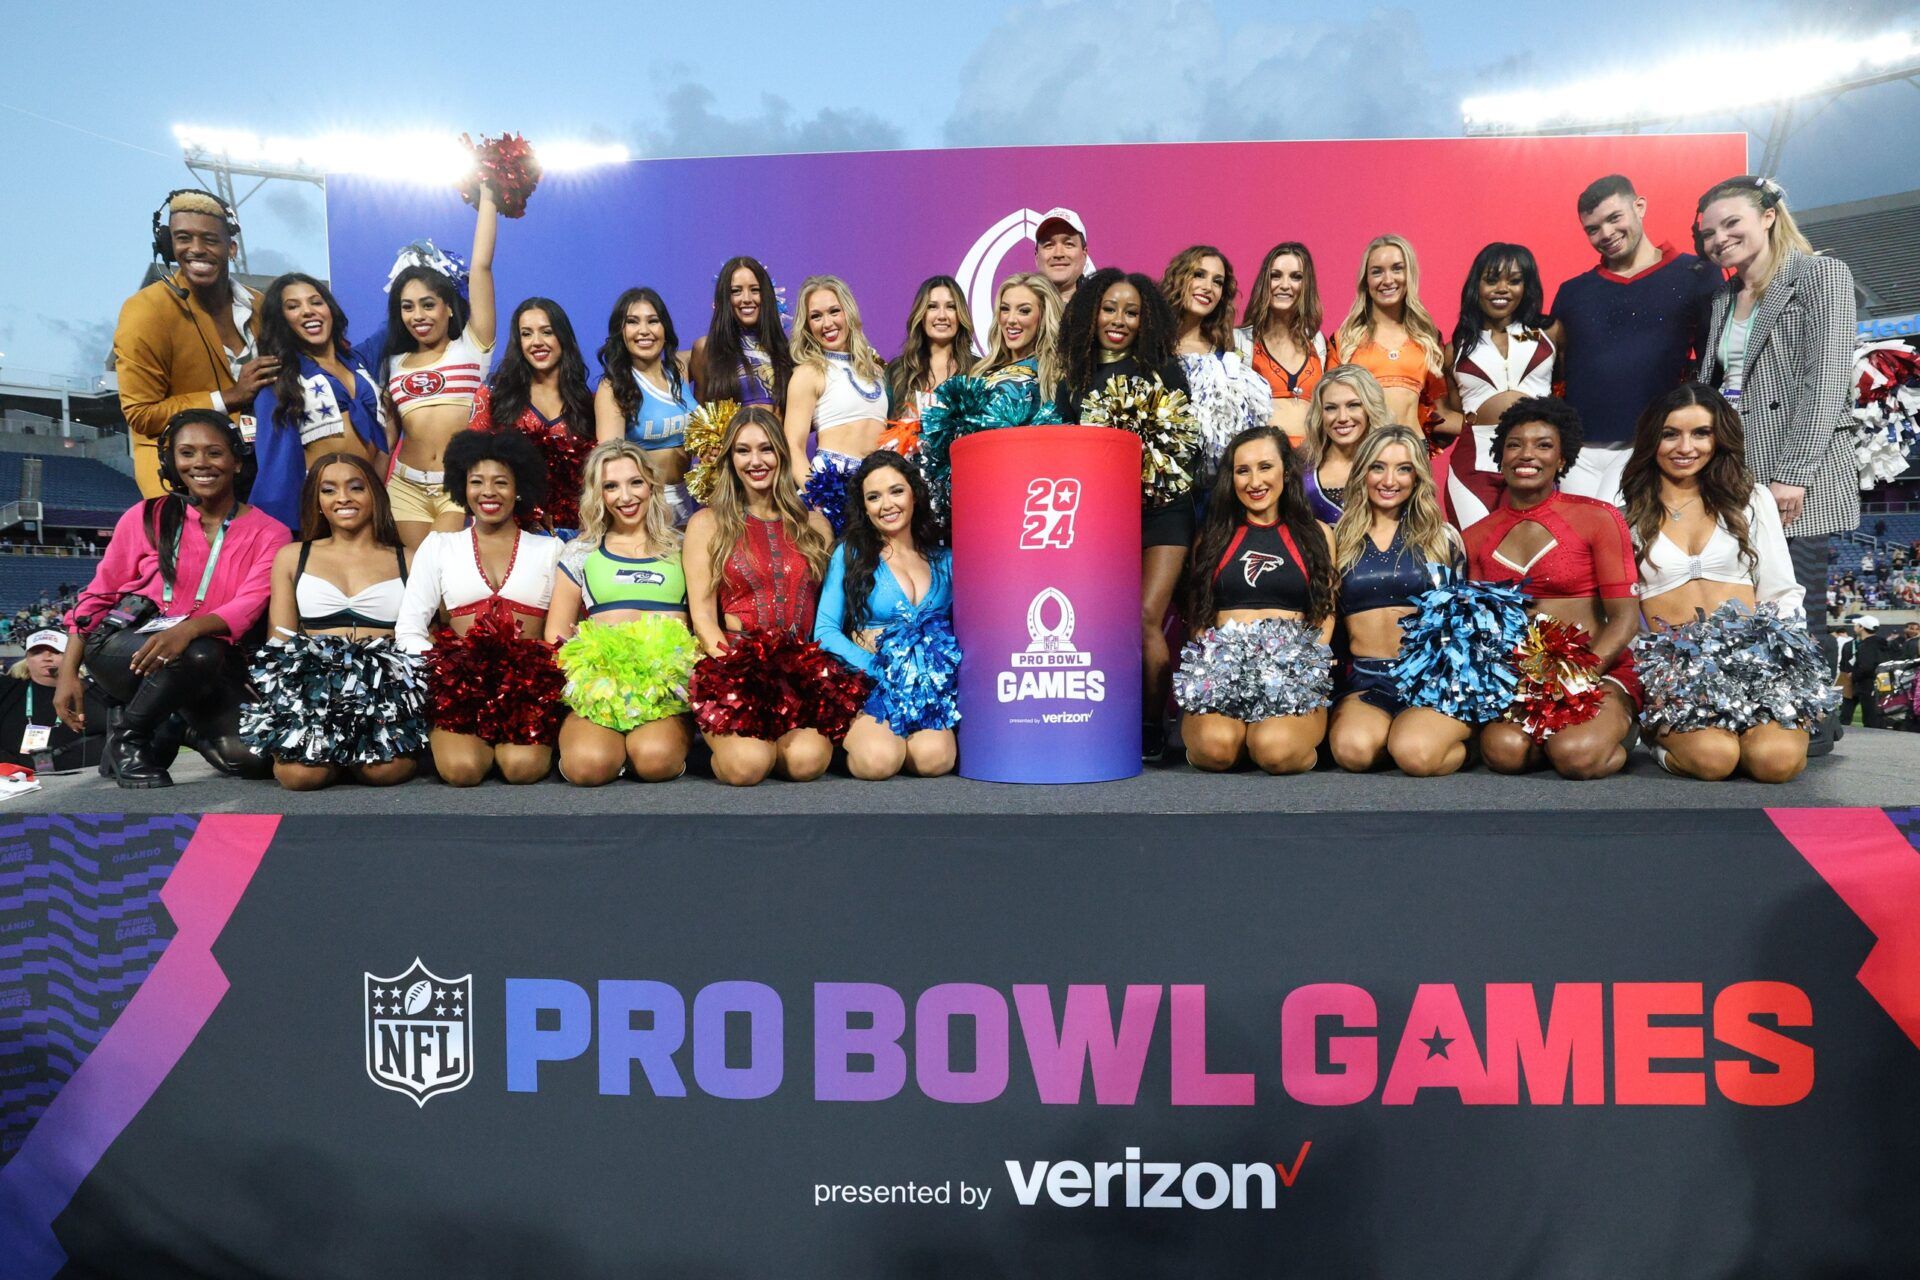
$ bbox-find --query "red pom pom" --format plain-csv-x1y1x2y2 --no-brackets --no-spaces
689,629,870,741
458,132,542,219
531,428,594,531
426,599,565,744
1509,617,1605,743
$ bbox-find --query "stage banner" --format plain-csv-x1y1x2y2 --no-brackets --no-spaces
325,134,1745,366
951,426,1141,783
3,808,1919,1277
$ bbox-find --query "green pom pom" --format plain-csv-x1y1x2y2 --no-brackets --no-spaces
557,616,700,731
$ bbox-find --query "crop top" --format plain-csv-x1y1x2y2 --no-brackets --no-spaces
294,542,407,630
1331,335,1447,433
1635,484,1803,615
717,515,819,635
387,331,492,417
1053,353,1190,425
1340,527,1458,614
813,545,954,676
625,367,698,449
815,352,888,430
1453,325,1556,416
1463,490,1638,600
1237,327,1328,403
250,352,390,531
559,542,689,616
1213,520,1312,615
1304,466,1345,523
395,526,563,653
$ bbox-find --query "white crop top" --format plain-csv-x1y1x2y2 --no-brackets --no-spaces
1636,484,1803,615
395,526,563,653
1453,325,1555,415
387,331,493,417
814,352,887,430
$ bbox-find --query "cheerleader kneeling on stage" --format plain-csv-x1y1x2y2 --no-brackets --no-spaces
242,453,426,790
545,441,699,784
814,451,960,781
684,406,866,787
1174,424,1338,774
1621,384,1835,782
396,429,565,786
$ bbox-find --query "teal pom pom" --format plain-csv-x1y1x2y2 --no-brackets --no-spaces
864,610,963,735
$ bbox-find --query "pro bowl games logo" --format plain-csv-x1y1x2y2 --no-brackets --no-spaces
997,587,1105,703
365,959,472,1105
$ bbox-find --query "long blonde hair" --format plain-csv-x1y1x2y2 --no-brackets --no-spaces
703,405,832,590
576,440,683,556
1332,235,1445,377
790,275,886,385
1696,176,1815,298
980,273,1063,392
1333,425,1458,573
1304,364,1392,469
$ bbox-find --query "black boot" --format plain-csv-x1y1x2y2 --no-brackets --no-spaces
103,704,172,789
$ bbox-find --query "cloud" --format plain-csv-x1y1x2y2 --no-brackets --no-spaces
41,316,116,372
244,248,309,278
634,84,904,158
259,186,323,237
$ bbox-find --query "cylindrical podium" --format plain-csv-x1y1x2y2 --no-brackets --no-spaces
951,425,1142,783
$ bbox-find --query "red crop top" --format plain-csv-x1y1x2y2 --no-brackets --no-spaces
719,515,819,635
1464,490,1638,600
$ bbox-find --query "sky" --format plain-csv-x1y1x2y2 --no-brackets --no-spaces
3,0,1916,380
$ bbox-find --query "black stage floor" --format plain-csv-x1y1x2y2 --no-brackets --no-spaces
13,727,1918,816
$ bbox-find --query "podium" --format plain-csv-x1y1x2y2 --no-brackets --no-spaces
950,426,1142,783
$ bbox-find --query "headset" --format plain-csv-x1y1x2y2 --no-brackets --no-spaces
151,187,240,265
1692,174,1783,259
156,409,252,506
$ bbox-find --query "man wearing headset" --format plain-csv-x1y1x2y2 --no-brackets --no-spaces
112,190,279,497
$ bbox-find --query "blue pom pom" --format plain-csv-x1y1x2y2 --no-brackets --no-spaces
1391,569,1531,724
802,456,857,535
864,610,963,735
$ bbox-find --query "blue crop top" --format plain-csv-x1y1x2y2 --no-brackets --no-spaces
813,545,954,676
625,368,698,450
1339,528,1458,613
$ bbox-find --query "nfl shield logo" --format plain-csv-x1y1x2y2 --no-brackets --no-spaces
364,959,473,1105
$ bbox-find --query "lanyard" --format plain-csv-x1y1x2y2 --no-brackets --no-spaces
162,511,234,610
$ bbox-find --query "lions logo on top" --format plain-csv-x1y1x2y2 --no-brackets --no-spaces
364,959,473,1106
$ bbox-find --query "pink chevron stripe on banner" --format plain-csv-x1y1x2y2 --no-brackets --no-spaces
1767,807,1920,1054
0,813,279,1280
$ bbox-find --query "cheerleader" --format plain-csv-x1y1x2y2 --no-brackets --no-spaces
385,186,498,549
545,442,698,785
250,273,390,532
684,407,866,786
468,297,597,533
1301,364,1392,522
1329,235,1460,445
242,453,425,790
1465,397,1641,780
1442,243,1561,527
1327,426,1475,776
1054,267,1194,757
1174,425,1338,774
977,273,1063,394
814,451,959,780
396,429,564,786
593,287,698,519
691,256,793,409
786,276,889,529
1621,383,1832,782
1235,242,1329,447
1161,245,1270,478
883,275,977,453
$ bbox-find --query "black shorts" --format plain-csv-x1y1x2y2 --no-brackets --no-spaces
1142,499,1195,548
1338,656,1407,715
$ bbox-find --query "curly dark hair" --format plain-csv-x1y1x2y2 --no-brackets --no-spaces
1159,245,1239,353
1057,267,1180,401
838,451,946,634
441,426,548,518
258,273,353,431
1492,395,1585,478
1180,425,1335,629
150,409,248,585
486,297,595,442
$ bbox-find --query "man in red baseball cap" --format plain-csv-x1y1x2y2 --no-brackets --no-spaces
1033,208,1090,307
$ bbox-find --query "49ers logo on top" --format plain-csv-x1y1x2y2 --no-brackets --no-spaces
399,369,446,399
1019,478,1079,550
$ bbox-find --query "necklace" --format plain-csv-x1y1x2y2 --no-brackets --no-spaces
826,351,884,402
1663,494,1701,521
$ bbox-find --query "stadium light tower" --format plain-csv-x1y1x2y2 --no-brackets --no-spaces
1461,28,1920,175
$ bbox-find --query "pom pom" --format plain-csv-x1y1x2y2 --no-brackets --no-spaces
426,598,566,744
802,453,860,536
458,132,542,218
863,610,963,736
689,628,870,741
683,399,739,506
1849,337,1920,489
1391,570,1531,724
241,634,429,765
524,426,594,532
1181,350,1272,473
879,417,921,458
385,239,468,298
1173,617,1332,721
919,375,1060,506
1508,617,1605,743
1078,374,1203,505
1634,600,1839,733
557,615,700,732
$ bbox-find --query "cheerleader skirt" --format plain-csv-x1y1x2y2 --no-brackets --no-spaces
689,627,870,741
556,615,700,733
240,633,429,766
1633,600,1837,734
1173,617,1332,722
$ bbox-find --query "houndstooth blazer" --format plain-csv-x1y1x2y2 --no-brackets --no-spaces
1699,250,1860,539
